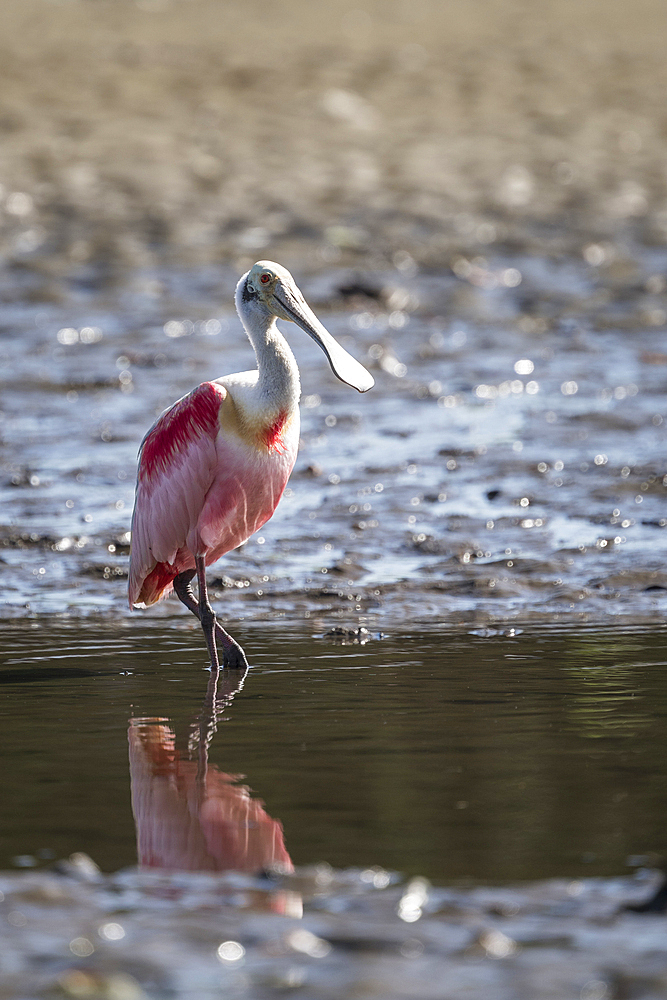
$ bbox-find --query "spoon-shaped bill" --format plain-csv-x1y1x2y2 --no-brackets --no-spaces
275,283,374,393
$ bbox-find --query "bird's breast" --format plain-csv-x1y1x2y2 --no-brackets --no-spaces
218,390,297,457
260,410,292,454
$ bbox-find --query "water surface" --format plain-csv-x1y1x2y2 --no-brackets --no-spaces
2,618,665,883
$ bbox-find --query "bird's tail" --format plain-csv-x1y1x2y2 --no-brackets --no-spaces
129,561,177,608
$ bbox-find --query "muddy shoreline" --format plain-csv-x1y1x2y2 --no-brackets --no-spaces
2,859,666,1000
3,254,667,627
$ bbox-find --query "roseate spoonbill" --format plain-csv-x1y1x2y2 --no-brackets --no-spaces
129,261,374,671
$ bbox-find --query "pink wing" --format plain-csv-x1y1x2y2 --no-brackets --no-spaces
128,382,226,607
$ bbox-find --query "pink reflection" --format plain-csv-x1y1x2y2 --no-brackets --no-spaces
129,720,292,874
129,670,292,877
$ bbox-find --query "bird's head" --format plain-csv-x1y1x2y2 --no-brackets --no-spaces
237,261,374,393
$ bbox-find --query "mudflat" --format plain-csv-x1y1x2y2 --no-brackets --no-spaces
0,0,666,273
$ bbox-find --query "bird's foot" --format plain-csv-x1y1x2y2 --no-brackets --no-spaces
214,624,249,670
223,645,249,670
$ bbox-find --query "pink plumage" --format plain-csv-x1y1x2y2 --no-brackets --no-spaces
128,260,373,670
129,381,297,608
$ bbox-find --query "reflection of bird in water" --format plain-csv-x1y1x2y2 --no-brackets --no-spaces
129,668,294,882
128,261,373,670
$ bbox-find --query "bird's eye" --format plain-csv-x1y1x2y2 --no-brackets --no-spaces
260,273,271,284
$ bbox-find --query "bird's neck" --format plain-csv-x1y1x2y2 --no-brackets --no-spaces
247,314,301,415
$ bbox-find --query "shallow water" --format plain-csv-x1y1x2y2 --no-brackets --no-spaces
2,618,666,883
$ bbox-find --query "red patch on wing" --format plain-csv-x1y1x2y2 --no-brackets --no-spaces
139,382,224,481
263,411,288,453
136,560,178,606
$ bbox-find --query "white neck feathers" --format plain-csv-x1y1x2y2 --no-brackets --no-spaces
235,279,301,415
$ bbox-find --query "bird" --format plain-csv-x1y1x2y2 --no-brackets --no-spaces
128,260,374,671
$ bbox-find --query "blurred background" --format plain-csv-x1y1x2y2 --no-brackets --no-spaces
2,0,667,284
3,0,667,617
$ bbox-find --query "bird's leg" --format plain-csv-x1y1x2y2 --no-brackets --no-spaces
195,557,250,671
172,573,222,647
173,565,248,671
194,556,221,672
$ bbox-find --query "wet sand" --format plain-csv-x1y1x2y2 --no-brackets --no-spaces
3,252,667,627
2,859,666,1000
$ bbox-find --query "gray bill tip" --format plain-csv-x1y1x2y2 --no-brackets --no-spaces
330,351,375,392
311,330,374,392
